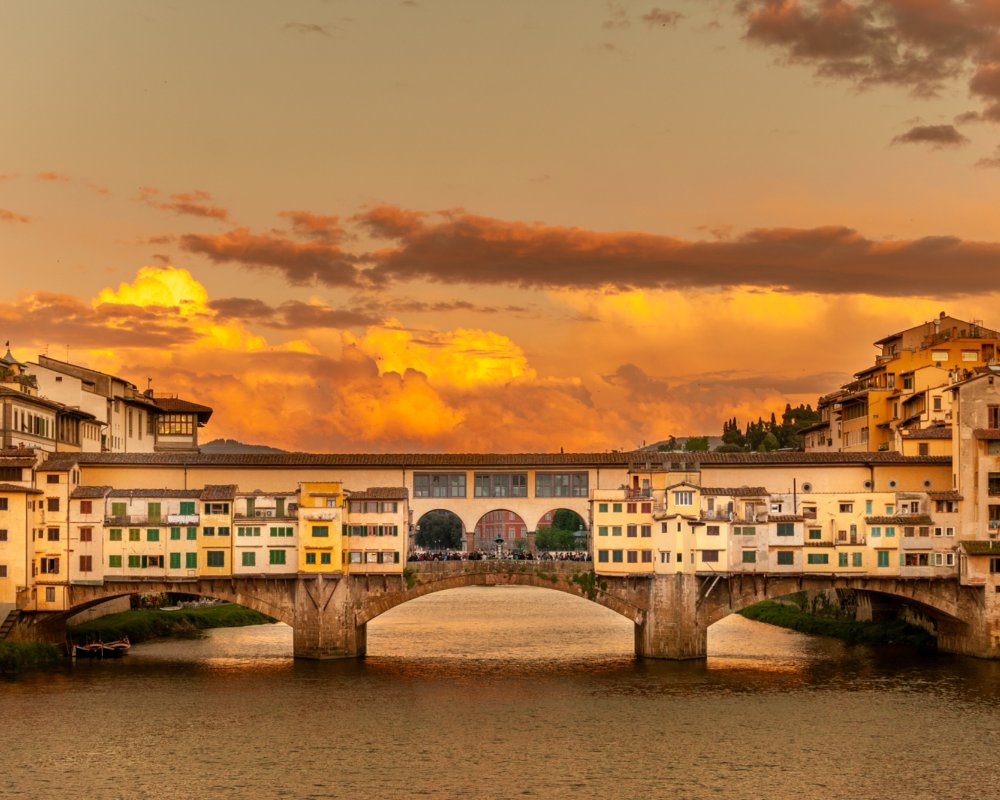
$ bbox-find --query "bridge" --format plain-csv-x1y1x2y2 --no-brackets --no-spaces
13,561,1000,660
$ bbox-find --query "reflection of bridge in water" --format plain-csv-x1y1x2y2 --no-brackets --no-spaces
20,560,1000,660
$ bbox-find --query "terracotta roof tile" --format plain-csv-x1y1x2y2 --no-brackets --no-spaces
107,488,203,499
960,541,1000,555
347,487,409,500
974,429,1000,440
200,484,237,501
864,514,934,525
700,486,769,497
770,515,804,523
927,491,963,501
904,427,952,440
0,482,43,494
70,486,112,499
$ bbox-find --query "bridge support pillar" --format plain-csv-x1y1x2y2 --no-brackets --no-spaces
292,576,366,659
634,574,706,660
937,584,1000,659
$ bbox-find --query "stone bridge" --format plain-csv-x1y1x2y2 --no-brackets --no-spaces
15,562,1000,660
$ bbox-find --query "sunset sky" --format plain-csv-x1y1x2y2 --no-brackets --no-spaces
3,0,1000,452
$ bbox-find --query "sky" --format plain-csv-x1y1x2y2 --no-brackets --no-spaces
3,0,1000,453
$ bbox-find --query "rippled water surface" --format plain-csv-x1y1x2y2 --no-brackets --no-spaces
3,586,1000,799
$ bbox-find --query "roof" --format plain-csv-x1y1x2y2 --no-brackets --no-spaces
770,515,804,523
700,486,769,497
864,515,934,525
154,397,213,424
960,541,1000,555
108,488,203,499
796,421,830,435
30,450,953,469
1,347,25,367
347,487,409,501
0,482,43,494
70,486,112,499
0,386,66,411
201,484,237,501
974,429,1000,441
927,491,963,501
0,457,37,468
904,427,952,440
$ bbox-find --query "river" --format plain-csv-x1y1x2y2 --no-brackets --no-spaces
3,586,1000,799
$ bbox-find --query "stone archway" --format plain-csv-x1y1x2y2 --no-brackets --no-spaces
414,509,465,551
472,509,528,552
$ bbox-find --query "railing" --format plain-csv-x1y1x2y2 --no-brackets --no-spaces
104,515,166,526
701,511,733,522
624,488,651,499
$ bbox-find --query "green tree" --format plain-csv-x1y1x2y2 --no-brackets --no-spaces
414,510,463,549
684,436,709,452
534,527,579,550
550,509,583,532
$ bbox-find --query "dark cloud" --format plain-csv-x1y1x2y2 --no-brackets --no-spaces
357,204,1000,298
975,146,1000,168
179,227,360,286
890,123,969,148
284,22,331,36
674,370,850,396
603,363,670,401
278,210,346,245
0,292,199,349
209,297,379,329
738,0,1000,102
0,208,30,224
137,187,229,221
642,8,683,27
379,298,531,315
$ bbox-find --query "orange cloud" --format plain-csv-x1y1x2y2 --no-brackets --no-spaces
0,208,30,223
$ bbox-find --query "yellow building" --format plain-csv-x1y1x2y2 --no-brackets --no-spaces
298,481,344,573
198,484,236,577
343,487,409,573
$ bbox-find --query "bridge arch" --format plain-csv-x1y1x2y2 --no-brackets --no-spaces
413,509,465,550
472,509,528,551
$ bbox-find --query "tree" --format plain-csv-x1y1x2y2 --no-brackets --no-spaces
414,510,463,549
656,436,679,451
534,526,579,550
684,436,709,452
550,509,583,532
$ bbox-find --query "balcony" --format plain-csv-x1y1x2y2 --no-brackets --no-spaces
624,488,651,500
166,514,199,525
301,509,338,521
701,510,733,522
105,514,168,526
836,533,866,546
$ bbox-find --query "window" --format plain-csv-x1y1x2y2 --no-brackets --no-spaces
641,503,652,514
877,550,890,568
218,527,230,537
598,526,608,536
931,350,948,362
885,526,895,538
180,501,196,515
865,500,873,514
626,503,637,514
933,396,942,412
598,503,608,513
535,472,589,498
305,552,317,565
612,503,622,513
627,550,638,563
242,552,256,567
597,550,609,563
170,527,181,540
640,524,651,538
204,502,229,515
79,555,92,572
270,526,293,537
0,565,6,578
45,587,55,603
39,556,59,574
611,550,623,563
169,552,181,569
473,473,528,497
627,524,637,538
80,500,92,514
203,527,215,536
742,550,756,564
47,497,59,512
611,525,622,536
185,552,197,569
776,551,794,566
839,503,853,513
0,498,6,511
206,551,225,568
414,473,467,498
735,526,756,536
0,530,6,542
80,527,92,542
109,528,122,541
701,550,719,563
108,555,122,568
47,528,59,541
777,523,795,537
111,502,126,517
807,553,829,565
158,414,195,435
838,552,848,567
936,500,957,513
269,550,286,565
46,474,59,484
320,552,332,565
673,491,693,506
707,525,720,536
187,527,197,540
147,529,159,542
129,529,140,541
312,525,329,537
808,528,822,540
770,502,783,513
128,555,141,569
852,553,863,567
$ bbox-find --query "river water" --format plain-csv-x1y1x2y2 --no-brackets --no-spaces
3,586,1000,799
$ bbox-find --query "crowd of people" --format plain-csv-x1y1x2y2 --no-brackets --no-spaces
407,549,590,562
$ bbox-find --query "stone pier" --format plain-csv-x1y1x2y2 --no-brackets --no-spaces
292,575,367,659
633,574,707,660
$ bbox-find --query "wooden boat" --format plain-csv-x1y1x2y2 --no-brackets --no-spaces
71,636,130,658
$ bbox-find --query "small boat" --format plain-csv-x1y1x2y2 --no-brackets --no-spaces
71,636,130,659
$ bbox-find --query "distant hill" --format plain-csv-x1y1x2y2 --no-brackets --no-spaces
200,438,287,454
642,436,723,452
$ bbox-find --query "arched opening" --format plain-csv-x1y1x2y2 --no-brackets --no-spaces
472,509,527,553
535,508,588,552
414,509,465,551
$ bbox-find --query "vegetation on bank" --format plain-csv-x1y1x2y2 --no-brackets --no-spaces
739,600,937,649
0,641,62,674
67,603,276,646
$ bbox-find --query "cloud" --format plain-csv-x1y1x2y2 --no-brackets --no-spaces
179,226,359,286
0,208,30,223
642,8,683,27
137,187,229,221
278,210,346,245
37,171,70,182
738,0,1000,113
284,22,331,36
890,124,969,148
603,1,630,29
975,145,1000,168
209,297,380,329
358,204,1000,298
603,363,670,401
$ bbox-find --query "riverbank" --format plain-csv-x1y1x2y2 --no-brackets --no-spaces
0,641,62,674
67,604,277,646
739,600,937,649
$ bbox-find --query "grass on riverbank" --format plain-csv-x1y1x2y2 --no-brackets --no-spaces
67,604,277,645
739,601,937,650
0,641,62,674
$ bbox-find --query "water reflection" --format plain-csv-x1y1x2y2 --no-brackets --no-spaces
4,586,1000,800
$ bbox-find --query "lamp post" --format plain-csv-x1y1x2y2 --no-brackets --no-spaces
494,536,504,559
574,528,589,556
